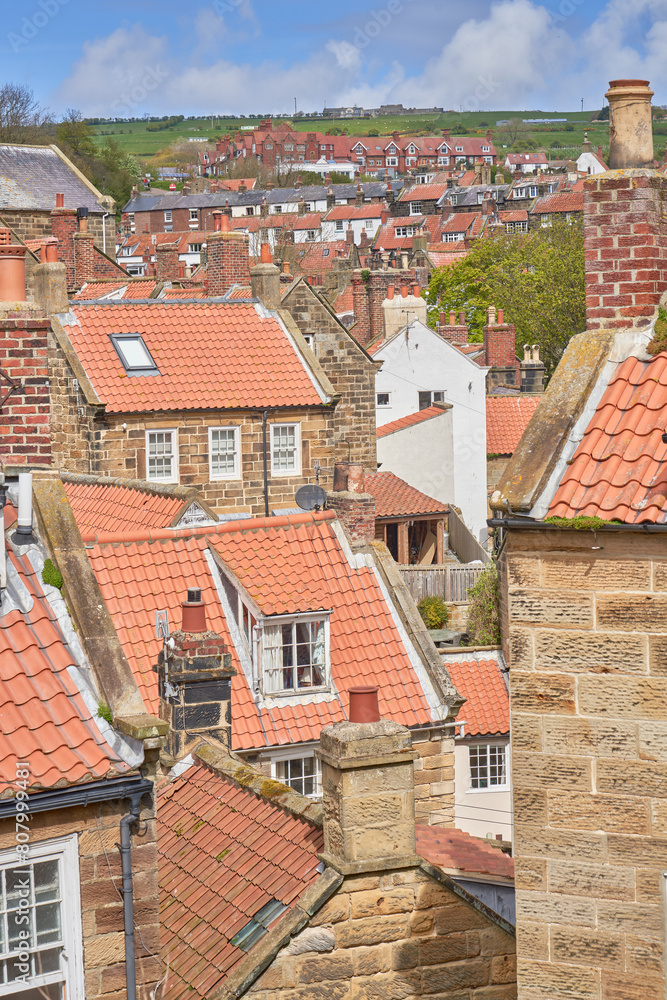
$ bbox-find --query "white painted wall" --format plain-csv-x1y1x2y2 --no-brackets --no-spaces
321,216,382,245
374,320,489,538
377,409,455,508
454,739,512,841
576,150,607,175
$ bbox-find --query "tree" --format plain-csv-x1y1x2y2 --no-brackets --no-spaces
425,217,585,377
56,109,97,158
495,117,532,147
0,82,51,143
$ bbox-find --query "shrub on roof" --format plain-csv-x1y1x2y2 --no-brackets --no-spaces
417,595,449,630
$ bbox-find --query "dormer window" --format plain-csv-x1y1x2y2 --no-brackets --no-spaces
482,145,490,152
110,334,158,375
260,614,330,695
455,146,464,152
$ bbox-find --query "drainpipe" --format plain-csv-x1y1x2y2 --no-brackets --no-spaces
120,789,145,1000
102,211,109,255
262,410,269,517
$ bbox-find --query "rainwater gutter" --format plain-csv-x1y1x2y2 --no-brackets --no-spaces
487,518,667,533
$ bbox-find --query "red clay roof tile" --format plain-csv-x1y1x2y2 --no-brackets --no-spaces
416,825,514,878
64,482,185,534
549,353,667,522
377,406,447,437
445,658,509,737
364,471,447,518
60,302,327,413
158,762,323,999
486,396,541,455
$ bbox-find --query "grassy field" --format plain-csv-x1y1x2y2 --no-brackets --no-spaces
90,108,644,162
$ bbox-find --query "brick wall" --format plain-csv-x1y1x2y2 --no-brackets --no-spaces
0,305,51,469
0,209,113,255
584,169,667,331
207,231,251,295
505,527,667,1000
351,267,419,347
51,210,77,289
327,491,375,546
247,866,516,998
281,282,378,470
0,801,161,1000
74,233,97,287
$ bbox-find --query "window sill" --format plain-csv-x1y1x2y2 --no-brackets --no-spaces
262,685,330,700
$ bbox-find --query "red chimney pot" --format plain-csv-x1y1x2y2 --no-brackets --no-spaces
349,686,380,723
56,193,64,208
260,242,272,264
181,590,206,633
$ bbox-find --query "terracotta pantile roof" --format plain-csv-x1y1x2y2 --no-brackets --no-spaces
486,396,541,455
85,512,435,749
218,177,257,191
158,761,323,999
60,302,327,413
74,279,161,300
401,184,448,202
416,825,514,879
440,212,479,234
373,217,426,250
548,353,667,523
365,472,447,518
426,248,468,268
506,153,548,165
458,171,477,187
445,658,509,737
0,535,128,794
159,287,206,299
498,210,528,223
531,190,583,214
293,241,349,274
333,285,353,314
64,481,186,534
224,285,253,299
377,406,447,438
325,205,383,220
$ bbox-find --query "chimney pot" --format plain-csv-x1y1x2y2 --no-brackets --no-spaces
55,193,64,208
605,78,654,168
387,284,395,300
497,307,504,324
412,284,420,298
349,686,380,723
449,310,456,324
260,242,272,263
182,592,206,633
347,464,365,493
401,284,408,298
0,230,27,302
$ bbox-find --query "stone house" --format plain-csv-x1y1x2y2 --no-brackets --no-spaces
490,78,667,1000
157,722,516,999
0,253,167,1000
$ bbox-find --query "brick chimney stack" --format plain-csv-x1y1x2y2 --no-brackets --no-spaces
0,229,51,472
584,78,667,331
51,197,77,289
157,588,236,760
155,241,180,282
483,305,520,389
437,309,468,345
73,208,95,288
317,718,419,873
207,211,250,296
326,463,376,548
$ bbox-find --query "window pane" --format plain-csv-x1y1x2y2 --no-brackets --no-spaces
148,432,174,481
33,863,59,906
211,428,236,476
272,426,297,472
35,902,61,946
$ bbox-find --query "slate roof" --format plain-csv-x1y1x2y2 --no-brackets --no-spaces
548,353,667,523
444,657,509,737
416,825,514,879
0,516,128,794
64,481,188,534
0,144,105,212
123,181,402,214
486,396,541,455
158,760,323,999
364,472,447,519
58,302,329,413
377,406,447,437
84,511,438,750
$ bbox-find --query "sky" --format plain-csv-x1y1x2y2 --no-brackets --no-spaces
3,0,667,118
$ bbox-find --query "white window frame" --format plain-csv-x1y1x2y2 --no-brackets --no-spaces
164,210,172,223
376,391,391,407
146,429,178,483
271,750,322,797
189,209,198,221
386,156,398,166
270,423,300,476
409,202,422,216
208,425,240,480
335,219,344,232
0,833,84,1000
468,742,509,791
257,612,331,696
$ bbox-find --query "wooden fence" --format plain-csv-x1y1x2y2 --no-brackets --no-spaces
399,564,485,603
448,506,490,566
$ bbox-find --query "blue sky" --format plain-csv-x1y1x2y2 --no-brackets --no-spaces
3,0,667,117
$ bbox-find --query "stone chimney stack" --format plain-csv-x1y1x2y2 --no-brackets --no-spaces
606,78,654,169
157,588,236,760
250,243,281,309
520,343,546,393
33,239,68,316
584,77,667,331
207,211,250,296
317,718,419,873
327,463,376,549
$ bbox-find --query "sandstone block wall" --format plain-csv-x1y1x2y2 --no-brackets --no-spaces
0,802,161,1000
281,283,378,471
504,527,667,1000
247,867,516,1000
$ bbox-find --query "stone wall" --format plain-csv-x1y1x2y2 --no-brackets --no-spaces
505,526,667,1000
0,801,161,1000
48,340,336,515
247,866,516,999
281,282,379,470
0,209,114,257
412,729,455,827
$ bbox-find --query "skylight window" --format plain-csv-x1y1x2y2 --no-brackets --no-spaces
110,334,159,375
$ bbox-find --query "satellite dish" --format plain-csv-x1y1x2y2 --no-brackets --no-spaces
295,484,327,511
